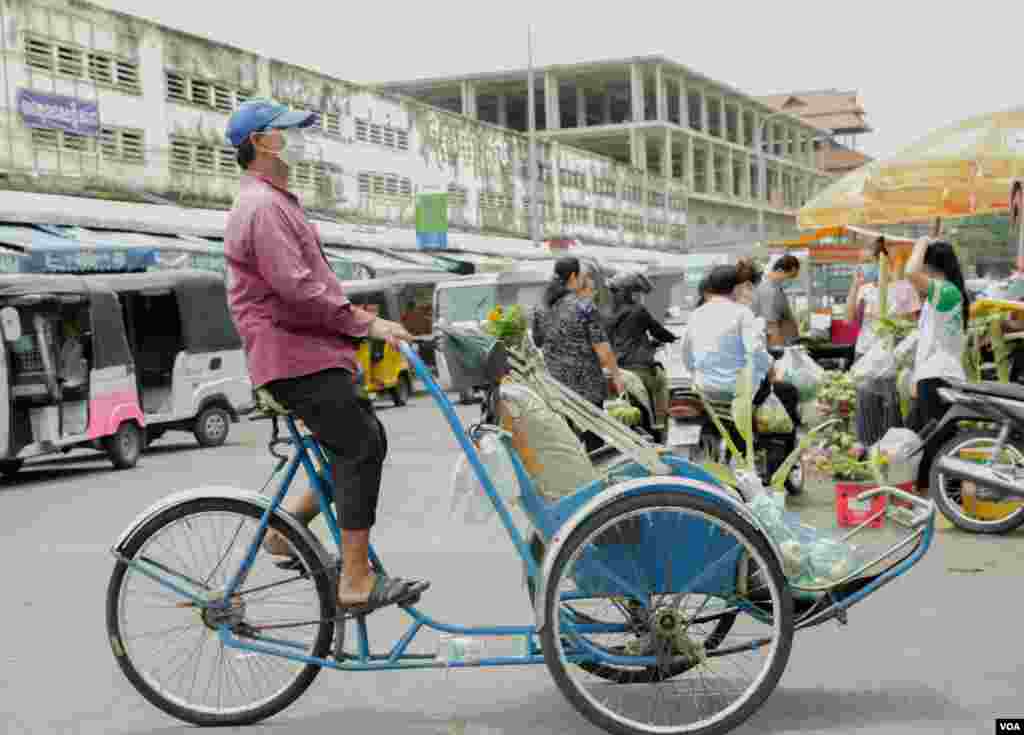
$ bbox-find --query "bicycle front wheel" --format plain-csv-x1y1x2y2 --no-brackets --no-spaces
106,497,335,726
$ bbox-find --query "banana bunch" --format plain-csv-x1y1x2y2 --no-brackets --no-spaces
605,399,642,427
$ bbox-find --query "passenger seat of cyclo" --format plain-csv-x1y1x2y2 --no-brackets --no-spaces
494,381,604,502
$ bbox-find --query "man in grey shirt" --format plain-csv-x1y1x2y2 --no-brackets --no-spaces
750,255,801,348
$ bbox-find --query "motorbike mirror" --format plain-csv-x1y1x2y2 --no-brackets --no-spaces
0,307,21,342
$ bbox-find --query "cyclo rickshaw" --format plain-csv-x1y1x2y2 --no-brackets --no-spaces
106,326,935,735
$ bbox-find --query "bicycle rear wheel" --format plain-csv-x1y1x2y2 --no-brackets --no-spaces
106,497,335,726
540,491,793,735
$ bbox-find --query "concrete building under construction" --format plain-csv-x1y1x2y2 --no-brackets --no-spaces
380,56,836,246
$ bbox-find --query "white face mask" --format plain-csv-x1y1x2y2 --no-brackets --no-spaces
255,128,306,169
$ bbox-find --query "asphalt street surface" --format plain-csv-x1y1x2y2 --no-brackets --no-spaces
1,390,1022,735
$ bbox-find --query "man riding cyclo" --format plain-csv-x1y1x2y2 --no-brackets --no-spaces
223,98,428,617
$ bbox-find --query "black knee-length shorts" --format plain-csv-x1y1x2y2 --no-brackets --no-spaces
264,368,387,530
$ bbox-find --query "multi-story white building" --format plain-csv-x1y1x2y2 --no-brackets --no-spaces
380,57,836,246
0,0,831,251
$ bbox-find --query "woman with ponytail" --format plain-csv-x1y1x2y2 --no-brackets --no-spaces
905,237,970,485
531,257,625,453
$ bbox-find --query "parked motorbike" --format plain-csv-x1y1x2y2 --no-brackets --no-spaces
913,378,1024,534
666,381,802,495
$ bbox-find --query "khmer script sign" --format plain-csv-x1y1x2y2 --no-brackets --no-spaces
16,88,99,136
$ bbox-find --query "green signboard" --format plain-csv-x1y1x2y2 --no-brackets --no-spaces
415,192,448,250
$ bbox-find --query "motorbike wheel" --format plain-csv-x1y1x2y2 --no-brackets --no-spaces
929,430,1024,534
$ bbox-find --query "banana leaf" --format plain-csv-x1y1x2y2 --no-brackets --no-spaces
696,387,748,471
733,364,756,469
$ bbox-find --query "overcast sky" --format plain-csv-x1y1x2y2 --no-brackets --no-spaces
95,0,1018,161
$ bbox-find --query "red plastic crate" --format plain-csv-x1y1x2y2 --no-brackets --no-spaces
836,482,888,528
830,319,860,346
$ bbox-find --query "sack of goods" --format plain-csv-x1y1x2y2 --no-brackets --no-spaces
747,493,865,588
755,391,794,434
497,382,600,500
871,427,923,486
776,346,826,402
850,337,897,383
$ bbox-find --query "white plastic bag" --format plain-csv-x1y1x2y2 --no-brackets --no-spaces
893,330,920,370
755,390,794,434
851,337,897,383
809,312,831,341
872,427,923,486
776,346,825,402
449,431,522,527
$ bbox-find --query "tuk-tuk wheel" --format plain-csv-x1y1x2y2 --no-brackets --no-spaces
104,422,142,470
390,373,412,408
0,459,23,477
195,406,231,448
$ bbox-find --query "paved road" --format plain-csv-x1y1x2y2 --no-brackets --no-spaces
1,392,1021,735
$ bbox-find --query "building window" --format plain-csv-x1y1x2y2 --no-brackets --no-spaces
358,171,412,197
448,183,468,207
354,117,409,151
562,204,589,225
480,192,513,209
23,32,140,95
165,70,252,114
31,127,97,154
559,169,587,191
623,214,644,234
169,135,239,177
669,195,686,212
321,112,341,138
218,147,239,176
592,177,616,197
595,209,619,229
99,126,145,164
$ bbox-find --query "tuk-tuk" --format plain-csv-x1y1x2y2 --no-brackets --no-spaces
86,270,252,449
340,278,419,406
0,274,145,475
387,272,465,376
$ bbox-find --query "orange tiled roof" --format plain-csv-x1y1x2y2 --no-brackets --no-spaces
755,89,871,133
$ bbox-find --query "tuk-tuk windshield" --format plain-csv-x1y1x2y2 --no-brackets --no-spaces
437,284,497,324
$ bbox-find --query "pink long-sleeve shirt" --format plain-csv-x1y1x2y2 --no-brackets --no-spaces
224,173,374,388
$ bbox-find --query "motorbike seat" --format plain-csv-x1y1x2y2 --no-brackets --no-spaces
946,379,1024,403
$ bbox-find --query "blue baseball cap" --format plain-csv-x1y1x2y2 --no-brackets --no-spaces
225,98,317,147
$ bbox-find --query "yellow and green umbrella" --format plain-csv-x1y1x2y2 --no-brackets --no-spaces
799,105,1024,230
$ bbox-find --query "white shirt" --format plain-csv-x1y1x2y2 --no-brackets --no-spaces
680,299,774,397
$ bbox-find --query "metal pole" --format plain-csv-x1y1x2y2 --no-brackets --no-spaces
527,26,538,246
756,120,765,247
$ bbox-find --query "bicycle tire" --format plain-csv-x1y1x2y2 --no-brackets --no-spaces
525,532,737,684
106,497,335,726
540,491,794,735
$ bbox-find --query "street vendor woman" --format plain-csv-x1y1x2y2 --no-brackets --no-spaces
223,98,429,617
904,236,970,491
847,237,922,446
